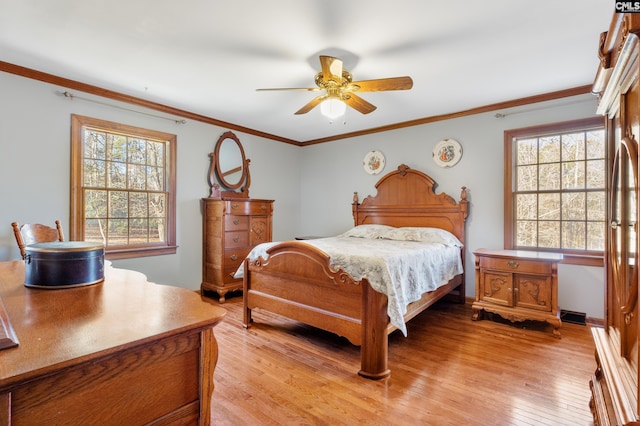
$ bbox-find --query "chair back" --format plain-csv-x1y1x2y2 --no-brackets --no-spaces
12,220,65,260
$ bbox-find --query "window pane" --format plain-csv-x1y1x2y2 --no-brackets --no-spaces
587,222,605,251
147,141,164,166
84,159,105,187
562,221,586,249
586,159,605,189
85,131,106,159
586,130,605,159
562,161,585,189
587,192,605,221
85,190,107,218
539,221,560,248
109,191,128,218
517,165,537,191
129,192,148,218
539,163,560,190
516,194,537,220
150,193,166,218
128,138,146,164
147,166,165,191
128,164,147,190
107,134,127,162
85,219,105,244
516,220,537,246
517,138,538,165
129,218,148,243
108,219,128,245
539,136,560,163
561,132,585,161
107,161,127,189
150,218,165,242
538,193,560,220
562,192,585,220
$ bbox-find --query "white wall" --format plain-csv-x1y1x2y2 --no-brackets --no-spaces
298,94,604,319
0,71,301,289
0,70,604,319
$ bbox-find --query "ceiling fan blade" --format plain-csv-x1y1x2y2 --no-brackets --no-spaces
343,93,377,114
319,55,343,82
348,76,413,92
256,87,320,92
294,95,327,115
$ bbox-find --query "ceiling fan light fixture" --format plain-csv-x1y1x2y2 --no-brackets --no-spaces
320,97,346,121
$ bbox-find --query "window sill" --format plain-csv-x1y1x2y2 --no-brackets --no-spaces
105,245,178,260
559,253,603,267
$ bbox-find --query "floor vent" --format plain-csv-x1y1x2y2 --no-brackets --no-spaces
561,310,587,325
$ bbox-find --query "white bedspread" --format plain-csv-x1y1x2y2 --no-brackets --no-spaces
236,236,463,336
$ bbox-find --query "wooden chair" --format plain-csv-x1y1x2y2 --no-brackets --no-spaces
12,220,65,260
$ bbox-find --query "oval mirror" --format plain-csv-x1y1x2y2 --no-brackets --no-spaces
213,131,248,191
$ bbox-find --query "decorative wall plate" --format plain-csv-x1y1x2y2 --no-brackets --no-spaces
432,138,462,167
363,150,386,175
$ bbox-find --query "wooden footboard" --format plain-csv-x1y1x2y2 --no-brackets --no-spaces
243,241,463,379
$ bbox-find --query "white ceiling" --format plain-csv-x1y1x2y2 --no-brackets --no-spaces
0,1,612,143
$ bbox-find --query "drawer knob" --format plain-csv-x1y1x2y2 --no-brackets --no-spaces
233,237,240,243
232,203,238,209
233,219,240,225
261,205,266,210
507,261,519,269
230,254,237,261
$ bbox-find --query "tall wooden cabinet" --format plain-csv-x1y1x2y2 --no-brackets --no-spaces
201,197,273,302
590,12,640,425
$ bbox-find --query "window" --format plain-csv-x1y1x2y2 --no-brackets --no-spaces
71,115,177,259
504,117,605,265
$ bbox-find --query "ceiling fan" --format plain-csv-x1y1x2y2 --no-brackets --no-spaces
257,55,413,117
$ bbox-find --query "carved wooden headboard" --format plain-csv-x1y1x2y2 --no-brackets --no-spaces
352,164,469,244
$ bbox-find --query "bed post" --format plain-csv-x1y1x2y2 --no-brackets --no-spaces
359,280,391,380
242,260,252,328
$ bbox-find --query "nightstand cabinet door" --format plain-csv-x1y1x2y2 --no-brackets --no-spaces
201,197,273,303
514,274,552,312
479,270,512,307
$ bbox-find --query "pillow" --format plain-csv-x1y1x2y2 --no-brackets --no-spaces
380,227,463,247
338,224,395,239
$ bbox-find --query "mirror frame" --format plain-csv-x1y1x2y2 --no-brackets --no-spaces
208,131,251,198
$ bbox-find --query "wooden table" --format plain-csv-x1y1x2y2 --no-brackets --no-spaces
0,260,226,425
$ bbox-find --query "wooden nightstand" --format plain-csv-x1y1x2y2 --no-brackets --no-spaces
471,249,563,338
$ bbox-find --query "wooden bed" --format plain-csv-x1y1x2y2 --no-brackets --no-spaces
242,164,469,379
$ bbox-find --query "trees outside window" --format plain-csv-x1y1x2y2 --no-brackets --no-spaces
504,117,605,265
71,115,177,259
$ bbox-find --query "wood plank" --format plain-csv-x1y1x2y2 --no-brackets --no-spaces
209,297,595,425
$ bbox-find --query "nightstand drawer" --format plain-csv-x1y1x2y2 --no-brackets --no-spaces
479,256,552,275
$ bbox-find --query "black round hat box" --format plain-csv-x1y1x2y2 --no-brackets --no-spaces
24,241,105,288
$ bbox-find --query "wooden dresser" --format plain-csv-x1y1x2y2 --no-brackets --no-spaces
471,249,562,337
201,197,273,302
589,12,640,425
0,260,226,426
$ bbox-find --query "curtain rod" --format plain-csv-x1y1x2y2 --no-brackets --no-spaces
57,91,187,124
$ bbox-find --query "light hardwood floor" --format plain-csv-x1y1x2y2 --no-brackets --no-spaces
205,294,596,426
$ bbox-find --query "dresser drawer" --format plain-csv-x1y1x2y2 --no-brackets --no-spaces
225,230,249,248
224,248,251,267
226,200,272,215
479,256,552,275
225,215,249,231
